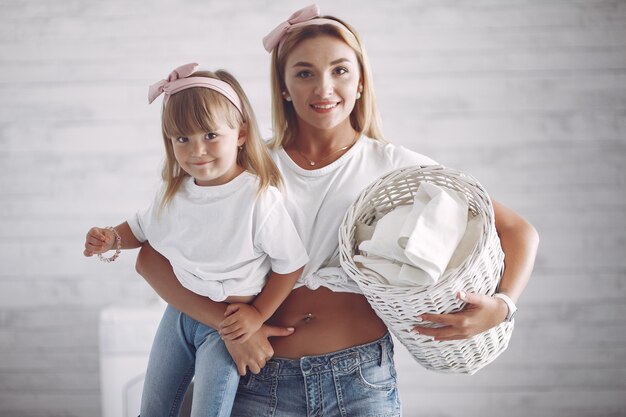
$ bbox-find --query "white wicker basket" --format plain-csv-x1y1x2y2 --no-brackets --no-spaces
338,165,513,374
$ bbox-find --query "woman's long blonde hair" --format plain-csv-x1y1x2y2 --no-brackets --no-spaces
268,16,385,150
159,70,281,209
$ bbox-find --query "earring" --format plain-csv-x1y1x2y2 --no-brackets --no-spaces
356,84,363,100
238,145,243,151
282,91,292,102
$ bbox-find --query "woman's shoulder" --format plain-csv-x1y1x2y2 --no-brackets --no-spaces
360,136,438,167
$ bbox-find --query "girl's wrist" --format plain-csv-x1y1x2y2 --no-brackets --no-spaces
98,227,122,263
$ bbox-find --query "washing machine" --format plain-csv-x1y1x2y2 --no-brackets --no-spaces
99,301,166,417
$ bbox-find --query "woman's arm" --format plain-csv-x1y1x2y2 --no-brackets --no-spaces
135,243,294,374
135,242,227,328
414,200,539,341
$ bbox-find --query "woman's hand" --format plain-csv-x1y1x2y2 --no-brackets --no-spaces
412,291,508,341
224,324,295,375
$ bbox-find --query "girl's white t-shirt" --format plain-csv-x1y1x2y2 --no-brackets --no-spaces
127,171,308,302
270,136,436,294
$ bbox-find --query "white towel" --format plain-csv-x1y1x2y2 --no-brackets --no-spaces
357,182,469,286
400,182,469,280
359,205,414,265
446,213,483,272
354,254,433,286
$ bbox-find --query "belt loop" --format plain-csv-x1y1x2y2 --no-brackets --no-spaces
378,340,384,367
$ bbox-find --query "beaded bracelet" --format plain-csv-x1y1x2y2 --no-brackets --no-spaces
98,226,122,263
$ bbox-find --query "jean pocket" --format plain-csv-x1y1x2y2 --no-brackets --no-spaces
357,359,397,391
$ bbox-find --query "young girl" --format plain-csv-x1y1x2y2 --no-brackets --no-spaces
83,63,307,417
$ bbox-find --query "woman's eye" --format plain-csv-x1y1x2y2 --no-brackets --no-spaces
175,137,188,143
204,133,218,140
334,67,348,75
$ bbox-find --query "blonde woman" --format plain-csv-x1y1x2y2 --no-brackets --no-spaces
135,6,539,416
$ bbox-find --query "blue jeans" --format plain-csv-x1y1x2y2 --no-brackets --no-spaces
140,305,239,417
231,332,401,417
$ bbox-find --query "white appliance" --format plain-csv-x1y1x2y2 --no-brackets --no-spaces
99,302,166,417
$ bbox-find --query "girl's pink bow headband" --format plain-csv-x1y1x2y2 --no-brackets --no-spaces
262,4,356,54
147,63,243,116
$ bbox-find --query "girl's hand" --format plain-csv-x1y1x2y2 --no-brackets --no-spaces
412,291,509,341
219,303,264,343
224,324,295,375
83,227,116,257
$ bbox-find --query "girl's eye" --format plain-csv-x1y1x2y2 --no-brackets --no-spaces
175,137,188,143
204,133,218,140
296,70,313,79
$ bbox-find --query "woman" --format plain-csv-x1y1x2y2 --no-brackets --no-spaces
136,5,539,416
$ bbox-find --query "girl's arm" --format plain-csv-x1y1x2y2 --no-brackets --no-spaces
414,200,539,341
83,222,142,256
135,242,294,374
219,267,304,342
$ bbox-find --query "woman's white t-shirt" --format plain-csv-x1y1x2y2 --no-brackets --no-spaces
270,136,436,294
127,171,308,302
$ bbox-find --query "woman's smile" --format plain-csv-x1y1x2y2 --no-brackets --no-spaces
310,100,341,112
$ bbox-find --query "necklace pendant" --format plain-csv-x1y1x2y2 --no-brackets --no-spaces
309,161,316,166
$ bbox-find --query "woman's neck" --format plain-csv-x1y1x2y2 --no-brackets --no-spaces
287,121,360,169
294,122,358,155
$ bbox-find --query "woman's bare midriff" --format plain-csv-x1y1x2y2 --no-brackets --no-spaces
266,285,388,358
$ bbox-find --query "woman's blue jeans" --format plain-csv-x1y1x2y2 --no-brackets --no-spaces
230,332,401,417
139,304,239,417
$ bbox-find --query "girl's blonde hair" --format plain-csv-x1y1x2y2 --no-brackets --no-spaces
268,16,385,149
160,69,281,209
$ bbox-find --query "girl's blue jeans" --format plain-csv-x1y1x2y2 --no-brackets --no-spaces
139,304,239,417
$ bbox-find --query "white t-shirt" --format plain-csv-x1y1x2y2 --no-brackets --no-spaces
127,171,309,302
270,136,436,294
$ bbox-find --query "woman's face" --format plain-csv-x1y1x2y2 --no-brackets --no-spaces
283,35,361,133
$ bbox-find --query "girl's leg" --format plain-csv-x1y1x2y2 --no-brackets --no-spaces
190,323,240,417
140,305,196,417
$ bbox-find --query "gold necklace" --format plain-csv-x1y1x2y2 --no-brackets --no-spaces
296,134,359,167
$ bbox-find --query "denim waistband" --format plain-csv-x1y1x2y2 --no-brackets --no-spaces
255,332,393,379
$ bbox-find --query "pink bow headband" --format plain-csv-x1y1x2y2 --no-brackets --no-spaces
148,63,243,115
262,4,356,54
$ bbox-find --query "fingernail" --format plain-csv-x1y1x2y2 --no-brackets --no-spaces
415,316,423,322
287,327,294,332
459,291,466,300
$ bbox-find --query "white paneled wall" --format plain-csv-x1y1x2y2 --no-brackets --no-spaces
1,1,625,416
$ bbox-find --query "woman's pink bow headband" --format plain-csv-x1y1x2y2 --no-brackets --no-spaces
262,4,355,54
147,63,243,116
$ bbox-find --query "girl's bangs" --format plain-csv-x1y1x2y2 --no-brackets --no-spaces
162,88,242,138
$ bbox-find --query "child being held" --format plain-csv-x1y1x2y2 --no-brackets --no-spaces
83,63,307,417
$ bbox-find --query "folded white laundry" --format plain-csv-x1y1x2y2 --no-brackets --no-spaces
359,205,414,265
401,182,469,280
357,182,470,287
446,213,483,272
354,221,376,247
354,254,434,287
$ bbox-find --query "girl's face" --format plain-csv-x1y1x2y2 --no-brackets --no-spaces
283,35,361,134
170,124,245,186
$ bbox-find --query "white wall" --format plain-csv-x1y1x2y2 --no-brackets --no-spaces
1,0,625,416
